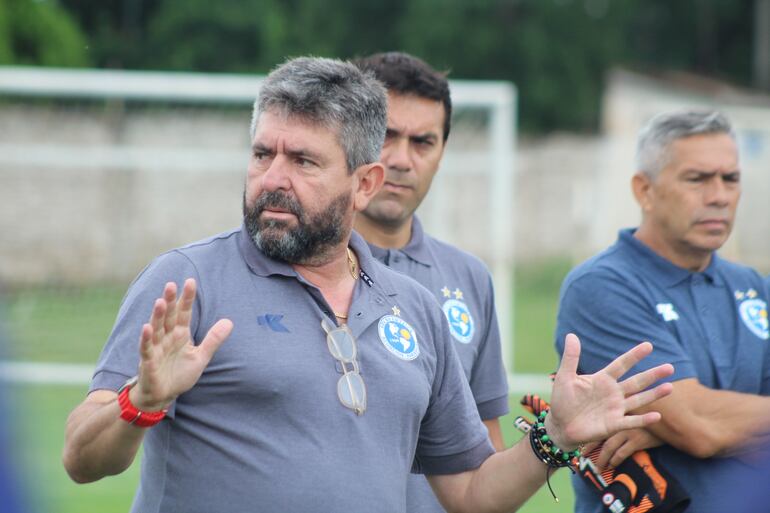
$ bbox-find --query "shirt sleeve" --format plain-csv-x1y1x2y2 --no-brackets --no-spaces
88,250,202,418
555,269,697,382
413,301,495,475
468,272,509,420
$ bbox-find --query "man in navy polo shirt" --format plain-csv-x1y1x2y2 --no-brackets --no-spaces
353,52,509,512
62,56,673,513
556,110,770,513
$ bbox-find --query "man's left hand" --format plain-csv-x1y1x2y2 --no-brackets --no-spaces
545,333,674,452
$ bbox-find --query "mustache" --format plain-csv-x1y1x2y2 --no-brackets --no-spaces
253,191,303,217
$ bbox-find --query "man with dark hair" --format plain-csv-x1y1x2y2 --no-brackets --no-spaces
353,51,508,512
63,56,673,513
556,110,770,513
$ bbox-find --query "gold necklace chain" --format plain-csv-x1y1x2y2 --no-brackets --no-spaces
347,247,359,280
335,247,359,321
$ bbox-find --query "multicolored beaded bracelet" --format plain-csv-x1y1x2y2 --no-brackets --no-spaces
528,409,583,502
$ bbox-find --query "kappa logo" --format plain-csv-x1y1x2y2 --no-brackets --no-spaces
738,298,769,340
257,314,289,333
377,315,420,361
655,303,679,322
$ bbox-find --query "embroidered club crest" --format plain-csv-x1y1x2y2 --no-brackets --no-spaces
442,299,475,344
378,315,420,360
738,298,769,340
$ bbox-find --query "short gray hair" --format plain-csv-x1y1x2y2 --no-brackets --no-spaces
636,110,736,177
250,57,387,172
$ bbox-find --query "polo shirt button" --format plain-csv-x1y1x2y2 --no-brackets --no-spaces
376,297,384,304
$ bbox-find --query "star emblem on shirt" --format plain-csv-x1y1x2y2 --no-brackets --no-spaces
747,289,758,299
453,288,463,300
392,305,401,316
735,290,745,300
441,286,451,298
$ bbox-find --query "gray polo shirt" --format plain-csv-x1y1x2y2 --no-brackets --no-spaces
367,216,509,513
90,226,494,513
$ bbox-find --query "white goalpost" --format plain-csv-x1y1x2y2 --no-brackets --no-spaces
0,66,539,390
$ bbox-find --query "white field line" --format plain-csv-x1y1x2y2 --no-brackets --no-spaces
0,361,93,385
0,360,551,394
508,374,552,394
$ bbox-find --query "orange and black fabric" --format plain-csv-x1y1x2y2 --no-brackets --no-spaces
520,394,690,513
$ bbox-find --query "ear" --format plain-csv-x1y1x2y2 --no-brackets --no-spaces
352,162,385,212
631,171,654,213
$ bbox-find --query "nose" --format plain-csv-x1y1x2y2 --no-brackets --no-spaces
704,176,733,207
383,136,411,173
260,156,292,192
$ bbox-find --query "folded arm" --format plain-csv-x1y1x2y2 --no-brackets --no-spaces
638,378,770,459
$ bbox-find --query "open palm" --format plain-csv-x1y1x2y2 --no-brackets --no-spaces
132,279,233,412
546,334,674,450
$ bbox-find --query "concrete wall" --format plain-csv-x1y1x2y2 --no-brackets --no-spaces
0,101,513,285
0,103,248,284
3,71,770,286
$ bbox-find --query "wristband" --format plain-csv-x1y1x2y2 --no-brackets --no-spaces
530,410,582,467
117,376,167,428
526,409,582,503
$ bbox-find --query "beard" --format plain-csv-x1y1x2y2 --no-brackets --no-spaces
243,189,351,265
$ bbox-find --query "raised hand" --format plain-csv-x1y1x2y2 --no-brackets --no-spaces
545,333,674,451
130,279,233,411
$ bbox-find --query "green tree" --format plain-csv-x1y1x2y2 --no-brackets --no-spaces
0,0,89,66
54,0,754,134
395,0,629,132
141,0,408,72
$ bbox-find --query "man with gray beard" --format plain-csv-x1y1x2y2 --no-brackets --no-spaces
63,56,673,513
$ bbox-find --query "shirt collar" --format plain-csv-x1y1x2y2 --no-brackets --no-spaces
237,223,398,296
366,216,433,267
237,224,295,278
349,230,398,296
618,228,723,287
400,216,433,266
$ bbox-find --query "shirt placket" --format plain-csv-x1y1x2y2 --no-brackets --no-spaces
690,274,731,387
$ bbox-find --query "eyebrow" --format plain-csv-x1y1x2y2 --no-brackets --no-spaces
252,143,325,164
386,127,439,142
285,147,325,163
252,143,273,154
682,168,741,176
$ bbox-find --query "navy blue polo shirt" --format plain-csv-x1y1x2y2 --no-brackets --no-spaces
90,226,493,513
556,228,770,513
367,216,509,513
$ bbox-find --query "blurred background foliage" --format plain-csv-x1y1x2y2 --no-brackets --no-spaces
0,0,758,132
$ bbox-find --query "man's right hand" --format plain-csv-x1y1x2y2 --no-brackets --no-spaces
130,279,233,411
587,428,664,470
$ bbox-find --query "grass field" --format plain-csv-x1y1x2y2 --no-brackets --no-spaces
3,258,575,513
